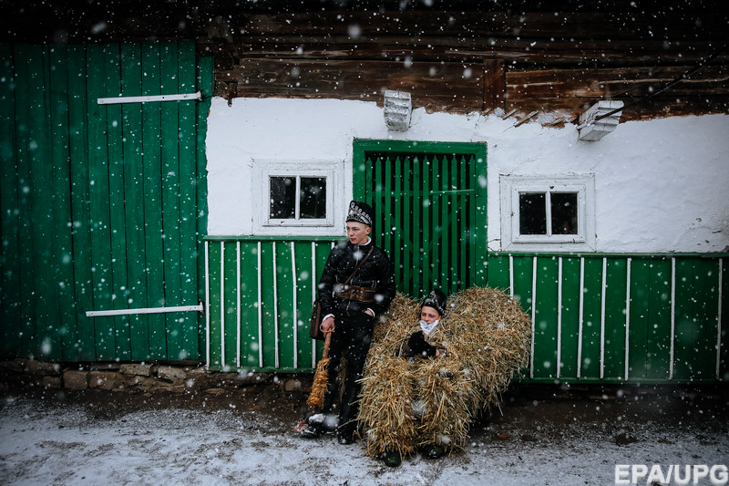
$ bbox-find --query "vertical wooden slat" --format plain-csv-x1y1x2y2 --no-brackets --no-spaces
0,44,21,357
240,241,260,368
580,257,604,379
690,258,720,380
178,39,200,360
559,256,581,378
673,258,694,380
160,42,182,360
49,44,74,362
474,151,488,287
104,44,132,361
67,44,95,361
412,155,421,295
223,240,239,368
141,42,166,359
392,156,402,290
120,42,150,361
422,155,431,289
196,55,213,360
448,155,458,293
603,259,628,379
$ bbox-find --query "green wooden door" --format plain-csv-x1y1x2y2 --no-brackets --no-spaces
353,140,487,299
0,41,212,363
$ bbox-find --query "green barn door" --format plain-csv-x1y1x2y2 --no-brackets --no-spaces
0,41,212,364
353,140,487,299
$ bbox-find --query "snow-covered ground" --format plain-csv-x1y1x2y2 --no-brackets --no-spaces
1,386,727,485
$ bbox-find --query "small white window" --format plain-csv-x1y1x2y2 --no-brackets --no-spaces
500,174,596,251
252,160,345,236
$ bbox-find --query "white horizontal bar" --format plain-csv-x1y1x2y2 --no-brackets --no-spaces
86,304,203,317
97,91,202,105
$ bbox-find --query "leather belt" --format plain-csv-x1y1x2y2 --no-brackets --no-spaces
333,284,377,303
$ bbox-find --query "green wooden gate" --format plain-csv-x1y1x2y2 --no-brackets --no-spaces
353,140,488,298
0,41,212,363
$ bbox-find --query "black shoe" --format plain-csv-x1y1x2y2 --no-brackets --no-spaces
300,422,323,439
423,444,445,459
383,450,402,467
336,430,354,445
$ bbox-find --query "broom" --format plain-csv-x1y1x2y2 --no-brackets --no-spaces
307,330,333,408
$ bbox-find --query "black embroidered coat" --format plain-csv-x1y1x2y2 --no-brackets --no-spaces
318,239,396,318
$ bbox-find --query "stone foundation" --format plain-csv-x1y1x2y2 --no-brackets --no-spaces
0,359,311,396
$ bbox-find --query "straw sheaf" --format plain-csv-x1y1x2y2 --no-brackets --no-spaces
358,286,531,458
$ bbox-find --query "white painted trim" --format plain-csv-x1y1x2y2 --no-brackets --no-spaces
250,159,346,237
257,242,263,368
670,257,676,380
556,257,563,379
291,242,298,369
717,258,723,380
205,241,210,369
530,256,537,379
236,242,242,369
97,91,202,105
577,257,585,378
499,173,596,252
625,258,632,380
86,304,203,317
509,254,515,297
311,242,317,368
600,258,607,380
220,242,225,367
273,242,280,369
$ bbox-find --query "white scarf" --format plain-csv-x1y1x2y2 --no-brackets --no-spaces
420,319,440,337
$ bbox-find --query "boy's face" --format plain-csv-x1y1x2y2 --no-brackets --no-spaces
420,306,440,325
346,222,371,245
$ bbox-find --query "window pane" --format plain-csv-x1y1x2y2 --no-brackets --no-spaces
519,192,546,235
270,176,296,218
551,192,578,235
300,177,326,219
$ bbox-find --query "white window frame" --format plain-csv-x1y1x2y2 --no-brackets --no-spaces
500,174,596,252
252,159,345,236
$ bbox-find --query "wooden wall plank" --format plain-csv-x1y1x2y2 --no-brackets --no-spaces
219,59,484,113
178,39,200,360
141,41,167,359
160,42,183,360
105,44,133,361
0,44,21,358
49,44,74,362
67,44,96,361
120,42,151,361
87,44,115,360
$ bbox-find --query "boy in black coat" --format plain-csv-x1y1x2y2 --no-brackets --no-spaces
302,200,396,444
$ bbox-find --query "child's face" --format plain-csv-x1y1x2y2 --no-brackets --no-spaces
346,222,371,245
420,306,440,325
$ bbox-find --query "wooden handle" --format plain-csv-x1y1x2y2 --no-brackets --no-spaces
322,331,332,360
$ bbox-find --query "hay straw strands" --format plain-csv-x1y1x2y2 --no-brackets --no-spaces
307,331,332,408
357,287,531,458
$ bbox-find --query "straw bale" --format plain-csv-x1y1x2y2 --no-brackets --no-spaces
358,286,531,457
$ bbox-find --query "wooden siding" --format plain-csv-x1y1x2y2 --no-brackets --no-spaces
488,254,728,383
204,240,727,383
0,42,213,363
1,2,726,120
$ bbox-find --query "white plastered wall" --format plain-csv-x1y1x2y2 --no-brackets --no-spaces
206,96,729,253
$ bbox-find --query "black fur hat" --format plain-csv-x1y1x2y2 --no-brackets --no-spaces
346,200,375,227
421,289,448,317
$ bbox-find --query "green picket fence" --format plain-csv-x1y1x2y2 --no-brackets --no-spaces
0,41,212,363
204,238,727,383
488,253,728,383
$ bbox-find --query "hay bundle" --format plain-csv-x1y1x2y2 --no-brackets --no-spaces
358,286,531,458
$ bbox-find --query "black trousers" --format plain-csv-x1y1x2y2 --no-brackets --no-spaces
322,304,375,435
